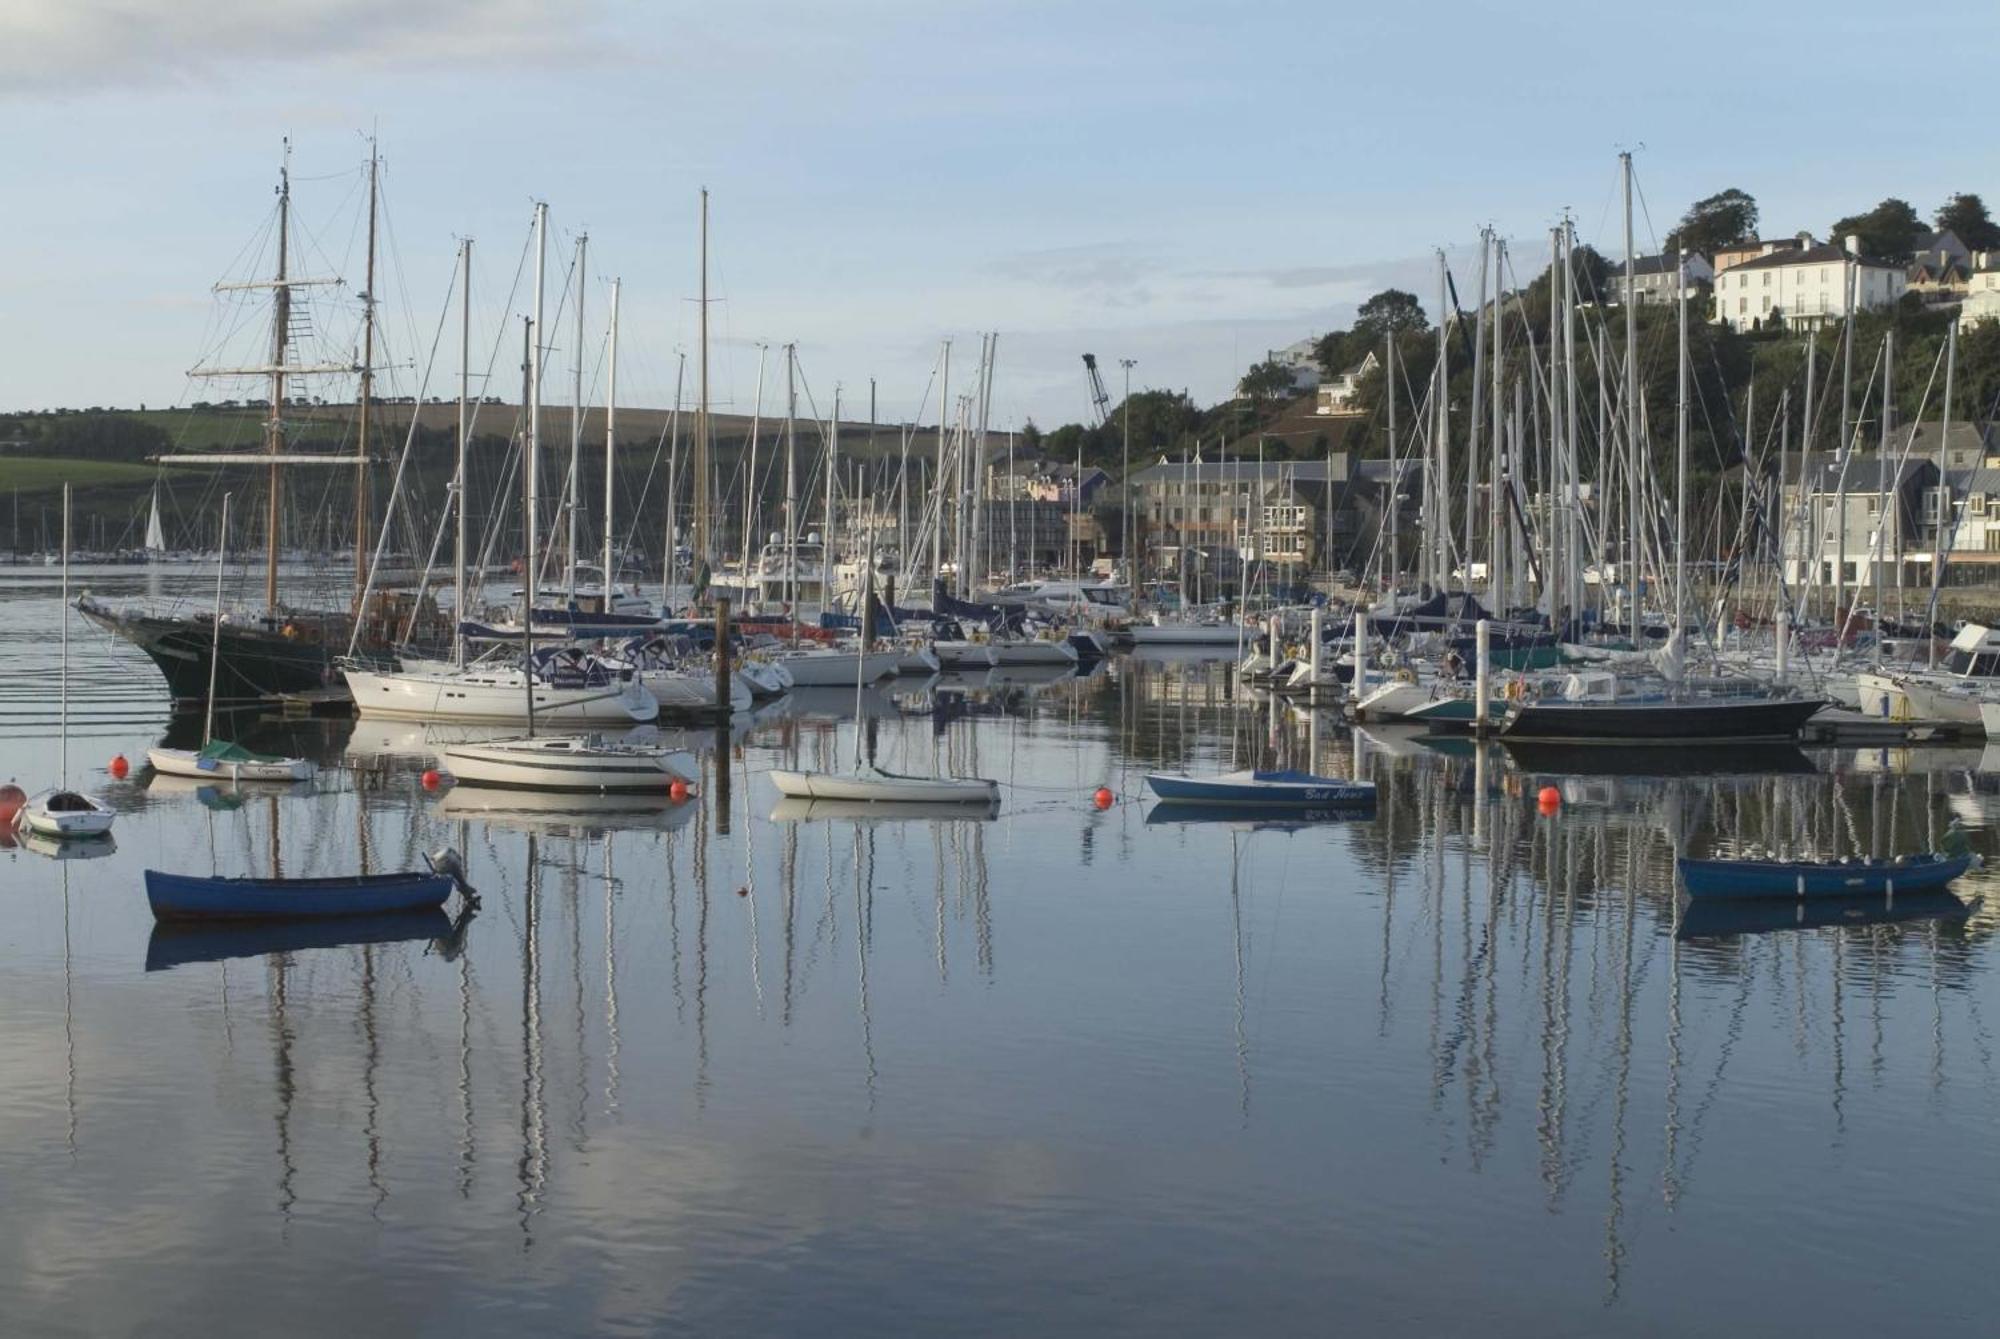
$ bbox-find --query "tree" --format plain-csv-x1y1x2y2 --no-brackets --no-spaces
1237,358,1295,402
1311,329,1360,377
1352,289,1429,340
1828,198,1925,261
1664,189,1759,258
1934,193,2000,252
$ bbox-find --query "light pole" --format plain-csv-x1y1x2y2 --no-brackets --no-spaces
1119,358,1137,587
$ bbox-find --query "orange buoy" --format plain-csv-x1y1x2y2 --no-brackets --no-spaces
1093,786,1114,810
669,780,690,803
1537,785,1561,813
421,769,443,791
109,754,130,780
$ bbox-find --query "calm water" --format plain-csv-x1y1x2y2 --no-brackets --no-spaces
4,568,2000,1335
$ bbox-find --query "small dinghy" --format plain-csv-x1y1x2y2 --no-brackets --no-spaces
1144,769,1377,807
148,739,316,784
15,789,117,840
1678,824,1981,901
145,848,477,922
768,763,999,805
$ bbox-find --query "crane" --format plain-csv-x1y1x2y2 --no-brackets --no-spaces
1081,353,1112,427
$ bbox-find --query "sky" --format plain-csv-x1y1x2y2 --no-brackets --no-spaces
2,0,1990,434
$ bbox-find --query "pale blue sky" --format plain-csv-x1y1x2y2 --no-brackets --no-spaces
3,0,1988,431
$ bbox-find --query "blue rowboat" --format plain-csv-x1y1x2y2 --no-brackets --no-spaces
144,848,475,922
1676,851,1977,901
1144,769,1377,806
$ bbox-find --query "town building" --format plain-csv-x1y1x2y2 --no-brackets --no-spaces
1315,350,1377,417
1963,252,2000,327
1265,337,1323,394
1127,451,1417,578
1712,235,1810,276
1603,252,1714,305
1711,236,1906,332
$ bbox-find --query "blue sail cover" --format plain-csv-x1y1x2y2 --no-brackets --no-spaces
933,580,1026,633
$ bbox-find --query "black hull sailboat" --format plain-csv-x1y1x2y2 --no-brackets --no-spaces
78,599,362,705
1499,693,1826,745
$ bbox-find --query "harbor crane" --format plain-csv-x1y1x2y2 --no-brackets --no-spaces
1081,353,1112,427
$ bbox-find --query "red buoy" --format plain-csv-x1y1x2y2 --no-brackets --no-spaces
421,769,443,791
109,754,130,780
0,782,24,830
669,780,691,803
1092,786,1114,810
1537,785,1561,813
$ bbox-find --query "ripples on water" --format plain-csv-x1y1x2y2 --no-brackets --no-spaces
2,567,1999,1335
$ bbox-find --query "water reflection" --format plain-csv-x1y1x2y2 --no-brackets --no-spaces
6,583,2000,1330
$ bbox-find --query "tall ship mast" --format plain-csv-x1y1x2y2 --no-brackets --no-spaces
79,142,443,708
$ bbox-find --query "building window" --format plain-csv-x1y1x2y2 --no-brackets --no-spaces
1974,495,1989,516
1867,497,1879,514
1763,272,1771,287
1738,297,1747,313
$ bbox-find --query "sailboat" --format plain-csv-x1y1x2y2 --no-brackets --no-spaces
16,485,116,840
770,492,999,805
148,493,317,783
142,485,167,562
441,201,694,796
80,142,445,706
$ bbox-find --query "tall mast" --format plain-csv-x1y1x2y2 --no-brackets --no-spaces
784,344,797,616
454,238,471,668
603,276,620,605
1384,328,1397,592
1433,249,1449,589
1561,219,1582,624
1673,247,1689,646
355,141,378,590
823,387,839,616
568,232,587,598
935,339,950,591
265,142,292,610
742,344,768,598
529,201,547,612
661,352,684,607
1545,227,1561,617
59,484,69,785
1837,240,1856,625
693,189,711,597
520,316,537,735
1467,230,1487,589
1621,152,1640,636
1489,235,1506,610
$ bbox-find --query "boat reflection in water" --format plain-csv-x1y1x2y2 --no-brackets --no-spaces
434,784,698,835
16,829,117,861
1676,890,1978,940
146,907,460,972
1142,798,1377,829
768,796,1000,824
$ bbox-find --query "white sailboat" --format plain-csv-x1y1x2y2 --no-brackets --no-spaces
148,493,318,783
441,199,703,796
17,486,115,840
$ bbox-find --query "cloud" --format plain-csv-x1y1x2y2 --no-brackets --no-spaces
0,0,619,94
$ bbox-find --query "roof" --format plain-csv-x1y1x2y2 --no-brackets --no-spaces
1731,243,1901,273
1622,253,1694,277
1800,454,1936,493
1945,467,2000,494
1128,457,1347,486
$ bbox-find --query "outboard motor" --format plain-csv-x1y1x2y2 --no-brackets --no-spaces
425,847,480,904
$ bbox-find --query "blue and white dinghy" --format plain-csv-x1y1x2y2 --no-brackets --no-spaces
1144,768,1376,807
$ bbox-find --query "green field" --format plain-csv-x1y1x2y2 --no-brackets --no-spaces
0,456,181,493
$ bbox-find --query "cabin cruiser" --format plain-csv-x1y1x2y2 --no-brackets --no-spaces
1857,624,2000,731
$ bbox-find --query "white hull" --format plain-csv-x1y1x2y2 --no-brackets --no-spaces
767,765,999,805
1855,672,1985,727
897,646,943,674
16,791,116,839
442,736,697,792
934,641,1000,669
345,667,658,725
1353,677,1443,721
990,638,1078,667
147,747,316,783
1129,622,1245,646
738,661,794,698
773,649,901,687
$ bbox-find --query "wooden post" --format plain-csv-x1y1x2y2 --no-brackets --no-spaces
713,596,732,835
714,596,733,720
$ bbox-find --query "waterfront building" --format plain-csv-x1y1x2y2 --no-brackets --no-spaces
1711,236,1906,332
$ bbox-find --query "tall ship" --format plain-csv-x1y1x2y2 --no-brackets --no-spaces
80,143,445,706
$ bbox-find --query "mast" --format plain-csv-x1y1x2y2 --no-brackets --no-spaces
355,142,378,590
1433,249,1449,589
1385,328,1397,593
742,344,767,603
207,493,231,745
1561,220,1582,625
933,340,950,592
568,232,587,599
59,484,69,786
265,143,292,610
1489,236,1506,611
1673,247,1689,648
1837,239,1856,625
662,352,684,607
520,316,537,736
454,238,471,668
603,276,620,606
1467,230,1487,587
783,344,798,618
1546,227,1561,618
824,388,840,617
529,202,547,605
1621,151,1640,637
693,189,711,599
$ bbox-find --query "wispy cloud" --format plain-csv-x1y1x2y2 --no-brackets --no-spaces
0,0,620,95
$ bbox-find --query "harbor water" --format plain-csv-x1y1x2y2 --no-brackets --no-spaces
3,567,1999,1335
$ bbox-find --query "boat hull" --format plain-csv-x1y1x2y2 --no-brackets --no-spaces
78,598,383,705
1500,695,1826,743
1676,852,1975,900
442,738,697,792
147,747,316,783
145,868,454,921
768,768,999,804
344,668,658,725
1145,770,1376,806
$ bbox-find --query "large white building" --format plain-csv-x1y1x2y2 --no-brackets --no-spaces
1711,237,1905,332
1963,252,2000,328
